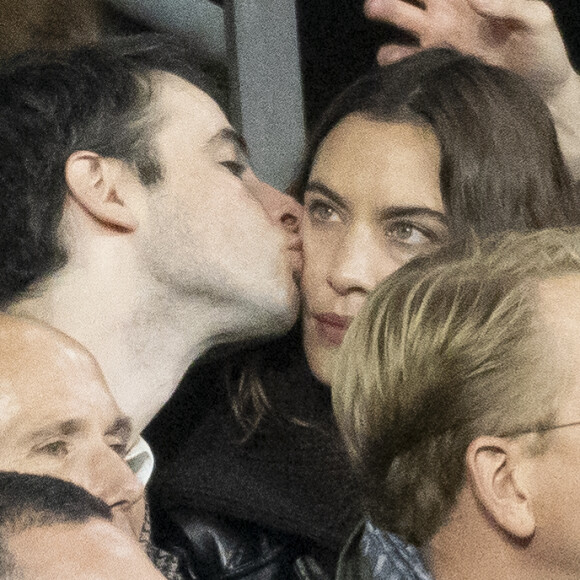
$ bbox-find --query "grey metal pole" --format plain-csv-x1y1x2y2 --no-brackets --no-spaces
223,0,306,191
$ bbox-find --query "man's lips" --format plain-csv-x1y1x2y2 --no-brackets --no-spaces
288,237,302,253
313,313,353,347
288,238,303,274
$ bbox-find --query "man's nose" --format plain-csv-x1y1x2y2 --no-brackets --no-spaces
251,178,303,234
77,447,145,517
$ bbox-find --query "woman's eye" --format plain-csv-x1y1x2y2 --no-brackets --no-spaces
220,160,247,178
37,441,68,457
307,200,338,223
386,222,432,245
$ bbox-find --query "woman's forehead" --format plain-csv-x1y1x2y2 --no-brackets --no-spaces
309,115,444,213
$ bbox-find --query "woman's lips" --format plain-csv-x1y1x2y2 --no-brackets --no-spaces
313,313,353,347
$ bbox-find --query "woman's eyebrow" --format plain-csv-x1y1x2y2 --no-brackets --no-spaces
380,206,447,224
304,180,351,211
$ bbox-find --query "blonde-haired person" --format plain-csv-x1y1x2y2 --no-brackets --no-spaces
334,228,580,580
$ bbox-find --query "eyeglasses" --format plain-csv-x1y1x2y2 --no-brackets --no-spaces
502,420,580,439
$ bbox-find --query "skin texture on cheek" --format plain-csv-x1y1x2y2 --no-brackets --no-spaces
302,317,337,386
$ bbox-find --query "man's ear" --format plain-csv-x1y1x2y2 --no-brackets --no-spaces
466,436,535,540
65,151,139,231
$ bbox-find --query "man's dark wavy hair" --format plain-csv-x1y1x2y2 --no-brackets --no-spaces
0,34,214,306
0,472,112,576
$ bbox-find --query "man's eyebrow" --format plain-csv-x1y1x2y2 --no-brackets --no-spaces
27,419,85,441
379,206,448,224
304,181,351,211
208,127,249,157
106,416,133,442
25,416,132,444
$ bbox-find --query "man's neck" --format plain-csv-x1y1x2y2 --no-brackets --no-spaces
426,506,574,580
7,264,252,435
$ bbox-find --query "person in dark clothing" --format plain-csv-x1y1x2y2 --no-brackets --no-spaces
147,328,358,579
0,34,302,580
0,34,302,439
145,46,580,578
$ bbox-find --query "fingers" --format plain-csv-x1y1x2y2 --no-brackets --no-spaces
364,0,426,36
376,43,421,66
364,0,426,66
468,0,554,28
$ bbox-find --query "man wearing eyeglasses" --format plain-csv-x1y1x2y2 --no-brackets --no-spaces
333,228,580,580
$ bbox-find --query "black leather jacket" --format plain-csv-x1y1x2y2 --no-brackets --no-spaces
146,333,359,580
157,510,331,580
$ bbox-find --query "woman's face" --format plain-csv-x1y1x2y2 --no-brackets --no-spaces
301,114,448,385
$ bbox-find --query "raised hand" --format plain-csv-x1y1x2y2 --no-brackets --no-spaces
364,0,580,179
364,0,574,98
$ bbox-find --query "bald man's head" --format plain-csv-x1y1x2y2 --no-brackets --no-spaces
0,313,109,405
0,314,144,537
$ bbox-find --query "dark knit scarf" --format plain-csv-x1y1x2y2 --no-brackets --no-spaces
145,330,360,559
141,499,187,579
